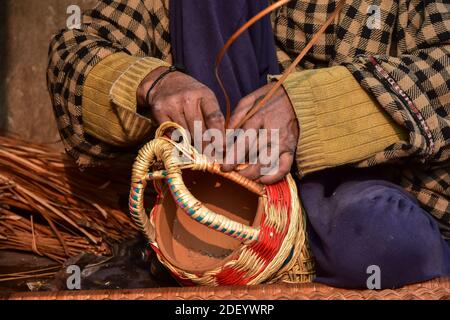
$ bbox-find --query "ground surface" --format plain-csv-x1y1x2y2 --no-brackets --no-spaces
0,239,179,293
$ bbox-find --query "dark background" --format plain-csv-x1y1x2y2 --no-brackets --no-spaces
0,0,97,145
0,1,8,134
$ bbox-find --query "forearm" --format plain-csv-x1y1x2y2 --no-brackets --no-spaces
47,0,171,165
82,52,169,146
342,1,450,166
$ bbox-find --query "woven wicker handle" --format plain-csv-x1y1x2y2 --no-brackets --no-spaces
129,123,264,244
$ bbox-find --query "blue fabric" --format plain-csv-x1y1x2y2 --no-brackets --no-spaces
300,167,450,289
169,0,280,115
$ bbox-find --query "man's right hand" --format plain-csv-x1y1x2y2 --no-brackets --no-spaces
137,66,225,139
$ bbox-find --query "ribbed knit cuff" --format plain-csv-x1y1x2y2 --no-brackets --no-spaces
109,55,170,111
282,66,407,177
82,52,169,146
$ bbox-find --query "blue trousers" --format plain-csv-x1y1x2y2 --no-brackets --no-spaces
299,167,450,289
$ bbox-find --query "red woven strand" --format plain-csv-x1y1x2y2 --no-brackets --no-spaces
215,178,293,285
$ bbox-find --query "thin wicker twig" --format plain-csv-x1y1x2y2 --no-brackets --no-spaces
0,135,141,263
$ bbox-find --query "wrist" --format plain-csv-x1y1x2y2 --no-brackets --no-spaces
136,66,170,108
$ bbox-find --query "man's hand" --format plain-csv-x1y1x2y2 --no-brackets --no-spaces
221,82,299,184
137,66,225,138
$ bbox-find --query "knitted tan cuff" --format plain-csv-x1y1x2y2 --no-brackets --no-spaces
109,55,170,112
82,52,169,146
282,66,407,177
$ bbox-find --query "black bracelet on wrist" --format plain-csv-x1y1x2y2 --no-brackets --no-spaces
145,65,180,105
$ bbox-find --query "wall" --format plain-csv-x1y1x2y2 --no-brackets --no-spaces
0,0,98,145
0,1,8,134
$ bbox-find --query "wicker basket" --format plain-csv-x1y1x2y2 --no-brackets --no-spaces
129,123,314,286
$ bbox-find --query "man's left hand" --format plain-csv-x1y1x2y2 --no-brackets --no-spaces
221,83,299,184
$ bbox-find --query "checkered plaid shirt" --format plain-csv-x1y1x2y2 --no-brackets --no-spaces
47,0,450,236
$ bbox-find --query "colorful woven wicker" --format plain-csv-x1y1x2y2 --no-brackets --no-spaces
129,122,314,286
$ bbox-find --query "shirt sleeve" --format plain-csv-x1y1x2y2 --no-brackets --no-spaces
282,66,407,177
82,52,169,146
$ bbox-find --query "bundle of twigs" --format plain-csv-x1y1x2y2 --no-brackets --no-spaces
0,136,143,263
